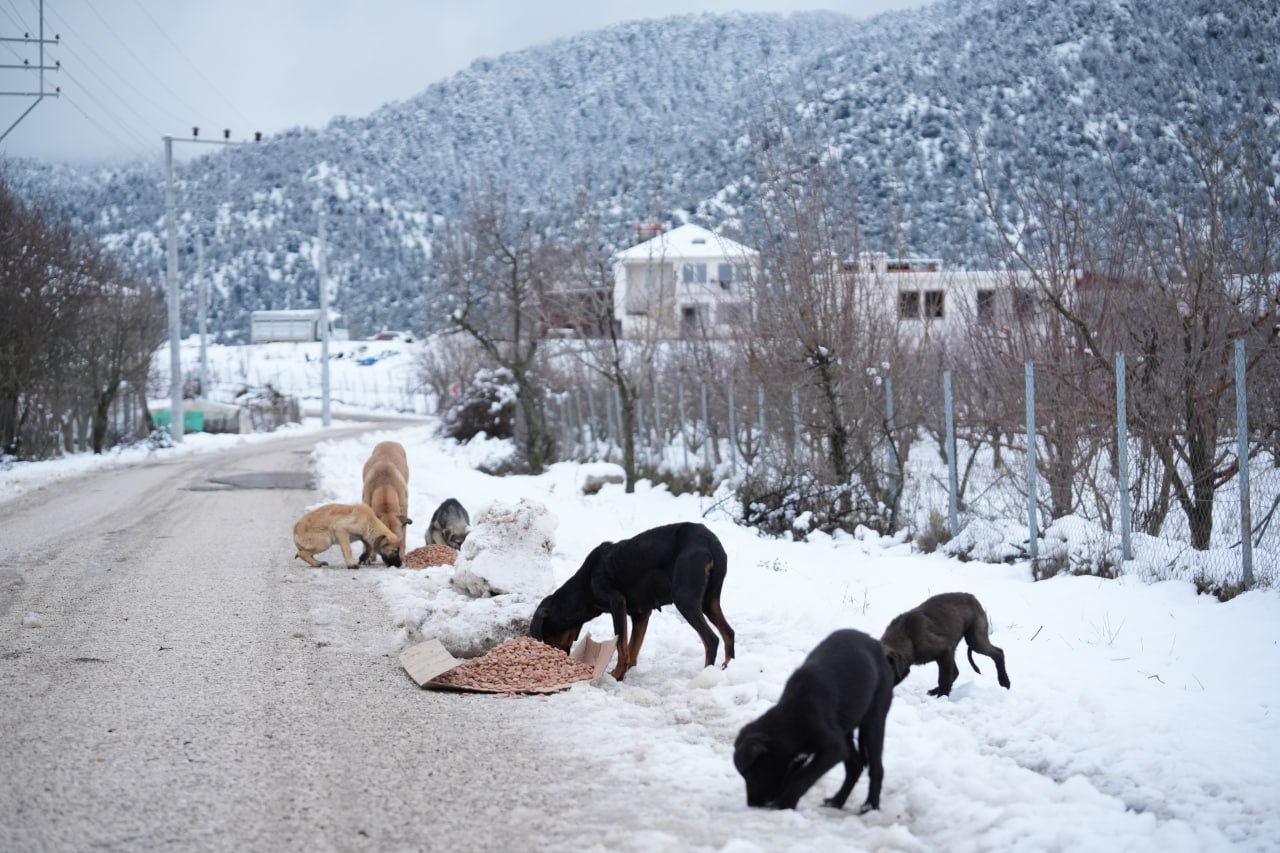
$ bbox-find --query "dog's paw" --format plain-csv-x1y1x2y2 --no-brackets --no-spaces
857,801,879,815
822,797,846,810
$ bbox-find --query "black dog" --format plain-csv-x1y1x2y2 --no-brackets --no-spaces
734,629,893,813
528,522,735,681
880,592,1011,697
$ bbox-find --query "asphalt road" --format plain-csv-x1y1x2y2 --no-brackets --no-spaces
0,427,635,853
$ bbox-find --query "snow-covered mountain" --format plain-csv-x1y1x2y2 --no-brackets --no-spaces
8,0,1278,341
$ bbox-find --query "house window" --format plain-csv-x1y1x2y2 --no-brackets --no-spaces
716,263,733,290
1012,288,1035,320
718,301,751,326
626,263,672,315
898,291,920,319
681,304,706,338
717,263,750,290
682,263,707,285
976,289,995,323
924,290,945,319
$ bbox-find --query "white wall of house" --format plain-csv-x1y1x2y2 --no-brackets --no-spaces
612,223,759,339
610,228,1043,343
855,254,1039,345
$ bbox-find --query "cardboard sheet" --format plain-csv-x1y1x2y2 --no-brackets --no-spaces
399,633,617,694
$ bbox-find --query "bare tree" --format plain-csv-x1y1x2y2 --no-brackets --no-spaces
973,119,1280,550
0,176,92,457
434,187,556,473
736,116,912,531
75,260,167,453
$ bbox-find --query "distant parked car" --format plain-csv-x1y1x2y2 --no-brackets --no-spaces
372,330,414,342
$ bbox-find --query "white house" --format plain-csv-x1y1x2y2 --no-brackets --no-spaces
610,223,1046,342
612,223,759,339
852,252,1040,343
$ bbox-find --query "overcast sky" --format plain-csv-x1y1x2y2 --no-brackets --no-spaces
0,1,930,165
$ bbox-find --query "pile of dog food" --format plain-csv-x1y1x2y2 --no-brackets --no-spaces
429,636,596,693
402,544,459,568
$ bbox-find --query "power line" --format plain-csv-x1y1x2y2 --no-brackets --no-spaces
133,0,252,126
81,2,204,124
61,91,143,156
2,0,30,32
0,4,25,34
57,66,157,152
42,11,188,130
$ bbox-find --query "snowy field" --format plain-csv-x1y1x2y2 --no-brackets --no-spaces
4,339,1278,851
310,424,1279,853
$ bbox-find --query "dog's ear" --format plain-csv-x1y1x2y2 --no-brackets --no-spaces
581,541,612,571
734,731,770,771
529,600,550,640
885,648,910,684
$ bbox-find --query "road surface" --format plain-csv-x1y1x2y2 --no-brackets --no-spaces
0,426,643,852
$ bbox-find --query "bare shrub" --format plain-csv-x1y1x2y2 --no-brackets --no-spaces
736,462,890,540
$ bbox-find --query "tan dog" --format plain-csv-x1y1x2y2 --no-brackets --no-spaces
293,503,398,569
361,440,412,567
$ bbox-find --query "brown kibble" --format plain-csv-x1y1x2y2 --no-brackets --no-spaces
402,544,458,568
429,636,596,693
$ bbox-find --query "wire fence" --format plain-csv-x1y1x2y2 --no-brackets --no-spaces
538,346,1278,592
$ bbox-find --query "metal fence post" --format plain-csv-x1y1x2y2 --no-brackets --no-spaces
886,376,898,512
679,383,689,471
792,386,802,462
944,371,959,537
614,387,624,459
586,388,599,448
1236,339,1254,586
636,393,647,467
653,392,666,471
1115,352,1133,562
758,383,766,462
1025,361,1039,560
701,383,711,470
728,380,737,476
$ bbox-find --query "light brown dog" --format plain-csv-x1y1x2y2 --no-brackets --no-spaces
293,503,399,569
361,440,412,567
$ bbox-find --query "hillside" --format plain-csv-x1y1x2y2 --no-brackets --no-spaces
6,0,1277,340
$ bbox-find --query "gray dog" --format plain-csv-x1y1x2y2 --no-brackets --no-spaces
427,498,470,549
734,629,893,813
880,592,1011,697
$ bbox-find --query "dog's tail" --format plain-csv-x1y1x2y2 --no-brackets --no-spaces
966,647,982,674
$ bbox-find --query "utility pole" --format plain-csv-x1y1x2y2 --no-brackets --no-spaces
318,209,331,427
161,128,260,441
197,232,208,399
0,0,60,143
164,136,184,440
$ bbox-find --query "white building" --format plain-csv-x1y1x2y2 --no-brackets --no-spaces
609,224,1044,342
249,309,347,343
612,223,759,339
852,252,1039,343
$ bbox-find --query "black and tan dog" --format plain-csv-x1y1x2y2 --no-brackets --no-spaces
734,628,894,813
528,522,735,681
880,592,1011,697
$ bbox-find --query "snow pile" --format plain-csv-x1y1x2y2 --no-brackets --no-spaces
450,497,558,599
